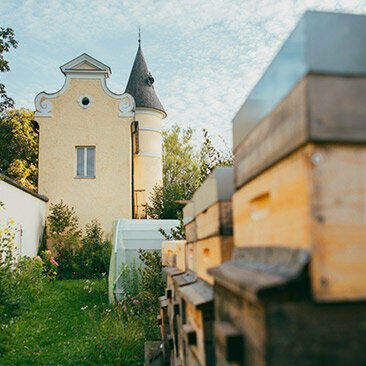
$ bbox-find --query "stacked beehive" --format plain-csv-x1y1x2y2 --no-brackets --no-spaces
158,167,234,366
208,10,366,366
151,10,366,366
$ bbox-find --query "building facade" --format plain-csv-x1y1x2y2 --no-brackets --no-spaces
34,42,165,234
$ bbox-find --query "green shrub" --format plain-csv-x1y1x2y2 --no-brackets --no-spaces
47,202,111,279
0,219,45,357
76,220,111,279
115,249,165,337
39,250,58,280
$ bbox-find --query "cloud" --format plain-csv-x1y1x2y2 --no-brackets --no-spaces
2,0,366,148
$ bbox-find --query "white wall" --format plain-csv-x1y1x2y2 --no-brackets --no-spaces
0,178,47,258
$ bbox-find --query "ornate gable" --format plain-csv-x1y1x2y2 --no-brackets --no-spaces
60,53,111,77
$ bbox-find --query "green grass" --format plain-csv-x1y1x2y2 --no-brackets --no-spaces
1,279,159,365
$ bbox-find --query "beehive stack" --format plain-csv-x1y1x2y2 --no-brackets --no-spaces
151,10,366,366
208,11,366,366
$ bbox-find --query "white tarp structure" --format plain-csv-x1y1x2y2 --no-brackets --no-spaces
108,219,178,303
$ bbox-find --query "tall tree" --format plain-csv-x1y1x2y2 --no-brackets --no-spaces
0,109,38,190
0,27,18,114
146,124,233,220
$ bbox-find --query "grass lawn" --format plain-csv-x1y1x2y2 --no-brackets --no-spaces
1,279,159,365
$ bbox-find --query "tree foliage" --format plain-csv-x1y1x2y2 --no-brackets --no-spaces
0,27,18,114
146,124,233,221
0,108,38,190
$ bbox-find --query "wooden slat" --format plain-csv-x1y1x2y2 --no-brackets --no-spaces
185,220,197,244
176,241,186,272
196,201,232,240
186,243,197,273
233,144,314,249
310,144,366,301
233,143,366,301
196,236,233,284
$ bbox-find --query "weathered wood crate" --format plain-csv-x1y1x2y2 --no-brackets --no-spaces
164,267,197,365
194,167,234,240
158,295,171,363
176,241,186,272
208,247,366,366
196,236,233,285
233,142,366,301
231,13,366,302
193,167,234,284
184,200,196,244
162,241,181,268
178,279,215,366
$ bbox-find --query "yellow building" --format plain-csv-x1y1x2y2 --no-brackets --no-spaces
34,40,166,234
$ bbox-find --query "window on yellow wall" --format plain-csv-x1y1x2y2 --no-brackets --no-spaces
76,147,95,178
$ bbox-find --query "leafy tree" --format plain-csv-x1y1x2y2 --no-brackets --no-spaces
146,124,233,222
0,27,18,114
146,125,201,219
0,109,38,190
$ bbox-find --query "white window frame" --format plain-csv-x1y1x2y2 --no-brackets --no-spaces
75,146,96,178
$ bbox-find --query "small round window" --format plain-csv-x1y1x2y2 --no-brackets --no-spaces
78,94,93,109
82,97,90,106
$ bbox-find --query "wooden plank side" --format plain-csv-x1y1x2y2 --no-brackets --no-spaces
196,236,234,285
176,241,187,272
195,201,232,239
268,301,366,366
311,144,366,301
186,243,198,273
185,301,205,366
234,77,308,190
308,75,366,142
233,144,314,249
186,220,197,244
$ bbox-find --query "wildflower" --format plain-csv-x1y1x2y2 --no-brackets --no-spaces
133,300,139,305
85,263,88,266
9,220,14,224
81,306,88,311
50,257,58,266
117,357,121,360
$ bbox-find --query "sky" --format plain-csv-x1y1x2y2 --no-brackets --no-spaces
2,0,366,149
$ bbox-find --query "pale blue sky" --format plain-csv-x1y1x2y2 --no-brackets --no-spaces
2,0,366,148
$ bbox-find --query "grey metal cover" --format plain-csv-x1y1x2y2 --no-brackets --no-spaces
232,11,366,151
193,166,234,217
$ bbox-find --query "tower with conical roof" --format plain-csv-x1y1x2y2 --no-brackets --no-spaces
126,34,166,218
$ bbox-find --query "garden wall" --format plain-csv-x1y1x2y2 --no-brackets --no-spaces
0,174,48,257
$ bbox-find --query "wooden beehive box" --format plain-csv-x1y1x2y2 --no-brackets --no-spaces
196,236,233,285
162,241,181,268
208,247,366,366
194,167,234,240
172,271,197,365
176,241,187,272
184,200,196,244
178,279,215,366
231,12,366,302
186,242,197,273
193,167,234,284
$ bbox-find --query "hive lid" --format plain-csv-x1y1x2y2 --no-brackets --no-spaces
208,247,310,301
164,267,184,277
173,270,197,287
193,167,234,217
233,11,366,152
178,278,214,309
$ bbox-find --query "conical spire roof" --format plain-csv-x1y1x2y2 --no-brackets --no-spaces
125,43,166,115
